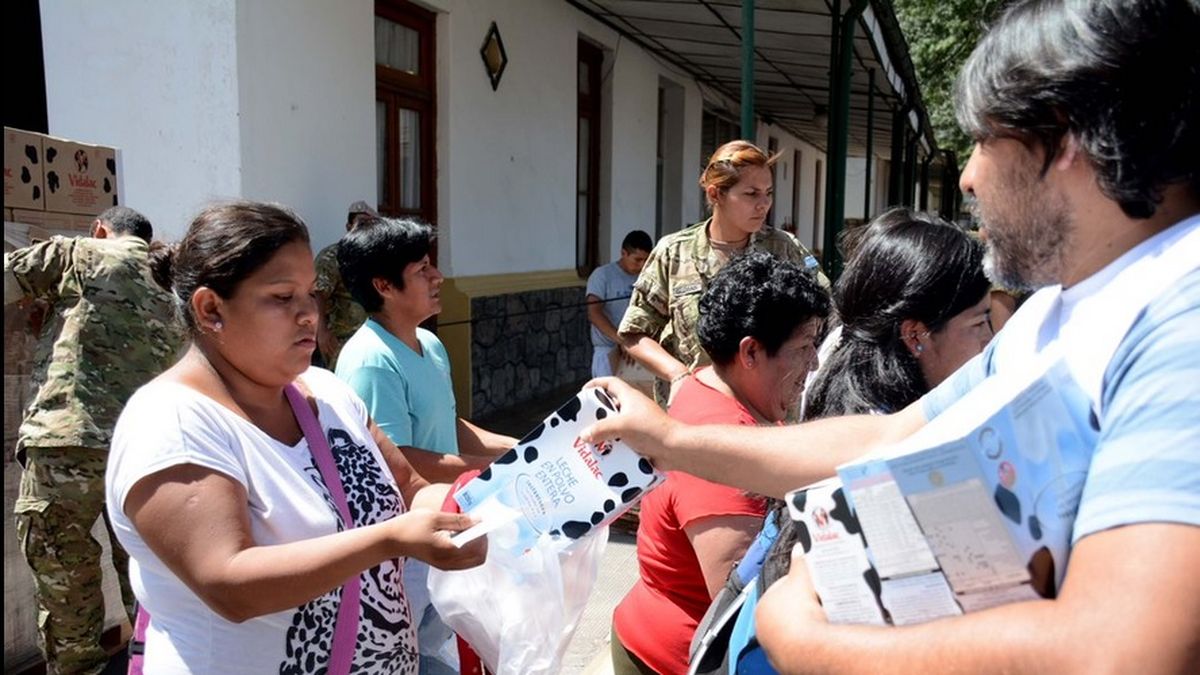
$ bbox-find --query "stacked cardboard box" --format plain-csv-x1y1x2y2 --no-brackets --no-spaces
4,128,44,212
4,129,131,670
4,128,121,463
3,306,39,465
4,126,120,252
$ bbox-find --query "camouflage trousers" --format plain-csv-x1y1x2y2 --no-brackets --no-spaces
14,446,134,675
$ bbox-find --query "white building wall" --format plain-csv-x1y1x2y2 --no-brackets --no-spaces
755,122,826,252
426,0,709,276
430,0,578,278
43,0,376,250
758,130,904,253
873,158,892,216
845,157,885,221
842,156,888,219
600,34,659,263
39,0,848,268
235,0,377,252
804,150,828,252
679,86,705,229
40,0,243,241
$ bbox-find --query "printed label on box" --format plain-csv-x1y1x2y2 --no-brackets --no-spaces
42,137,119,216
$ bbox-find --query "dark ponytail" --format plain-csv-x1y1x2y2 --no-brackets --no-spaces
761,208,988,588
806,208,988,416
148,240,175,292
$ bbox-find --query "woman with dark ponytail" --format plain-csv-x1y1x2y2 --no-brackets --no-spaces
147,240,175,292
805,207,993,419
105,200,486,674
763,208,992,578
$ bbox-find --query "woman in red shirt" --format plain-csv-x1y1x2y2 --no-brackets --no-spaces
611,252,832,674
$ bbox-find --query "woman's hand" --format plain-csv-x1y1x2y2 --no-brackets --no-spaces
391,508,486,571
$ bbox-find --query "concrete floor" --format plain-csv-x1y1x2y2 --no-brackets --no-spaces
560,530,639,675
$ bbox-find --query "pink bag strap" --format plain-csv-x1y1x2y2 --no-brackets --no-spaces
285,383,361,675
126,602,150,675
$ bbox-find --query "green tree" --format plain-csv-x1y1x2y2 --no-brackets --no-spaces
893,0,1006,164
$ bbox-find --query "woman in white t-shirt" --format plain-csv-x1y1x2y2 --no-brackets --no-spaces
105,201,485,674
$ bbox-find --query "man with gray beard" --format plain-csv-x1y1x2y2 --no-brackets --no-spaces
581,0,1199,672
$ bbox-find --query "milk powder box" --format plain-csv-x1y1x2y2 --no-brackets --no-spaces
453,387,664,554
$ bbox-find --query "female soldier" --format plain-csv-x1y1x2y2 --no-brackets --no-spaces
619,140,823,405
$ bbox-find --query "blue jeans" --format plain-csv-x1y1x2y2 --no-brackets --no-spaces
406,560,458,674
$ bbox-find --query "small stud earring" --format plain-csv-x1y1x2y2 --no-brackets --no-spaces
212,321,223,332
915,343,924,354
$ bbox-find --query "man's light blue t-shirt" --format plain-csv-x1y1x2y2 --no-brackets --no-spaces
922,267,1200,543
335,319,459,455
586,261,637,349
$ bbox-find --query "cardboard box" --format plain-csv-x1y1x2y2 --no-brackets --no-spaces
50,215,95,239
42,135,119,216
3,128,45,210
11,209,75,230
6,211,95,250
9,210,74,247
4,222,51,251
4,298,40,376
453,387,664,555
5,375,30,439
72,213,98,231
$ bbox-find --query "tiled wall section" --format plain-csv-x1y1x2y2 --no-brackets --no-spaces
470,286,590,418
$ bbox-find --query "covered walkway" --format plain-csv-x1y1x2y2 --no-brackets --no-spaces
571,0,955,273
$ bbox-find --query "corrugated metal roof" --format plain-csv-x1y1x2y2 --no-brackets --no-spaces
569,0,937,157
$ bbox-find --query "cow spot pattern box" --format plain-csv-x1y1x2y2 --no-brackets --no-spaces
454,387,664,554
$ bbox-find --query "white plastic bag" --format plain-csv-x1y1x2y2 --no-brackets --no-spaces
429,388,662,673
428,523,608,675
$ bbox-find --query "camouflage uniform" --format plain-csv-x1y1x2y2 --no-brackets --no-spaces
4,235,184,675
618,220,827,403
314,243,367,371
